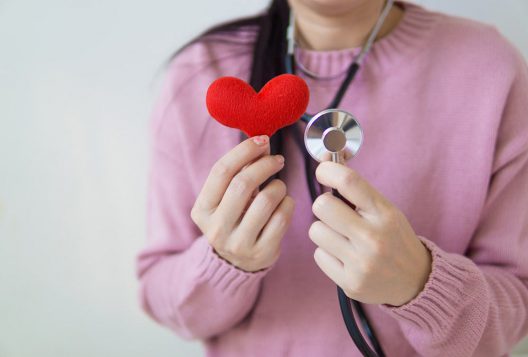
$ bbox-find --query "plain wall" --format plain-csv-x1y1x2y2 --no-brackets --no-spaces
0,0,527,356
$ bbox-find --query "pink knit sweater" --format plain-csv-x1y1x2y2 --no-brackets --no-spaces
136,2,528,356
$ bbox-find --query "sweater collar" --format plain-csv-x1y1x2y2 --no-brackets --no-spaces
293,1,439,80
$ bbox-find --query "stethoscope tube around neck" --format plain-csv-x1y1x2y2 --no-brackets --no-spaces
285,1,395,356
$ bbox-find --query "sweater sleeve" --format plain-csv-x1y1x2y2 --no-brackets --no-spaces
378,44,528,356
135,49,273,340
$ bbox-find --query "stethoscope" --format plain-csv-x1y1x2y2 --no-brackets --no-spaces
285,1,395,356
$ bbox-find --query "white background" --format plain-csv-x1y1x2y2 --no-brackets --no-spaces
0,1,527,356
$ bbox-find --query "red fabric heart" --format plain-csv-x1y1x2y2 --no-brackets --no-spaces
206,74,310,138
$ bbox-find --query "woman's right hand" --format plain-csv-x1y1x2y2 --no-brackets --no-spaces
190,135,295,273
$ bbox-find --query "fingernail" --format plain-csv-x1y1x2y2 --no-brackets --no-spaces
253,135,268,146
275,155,285,164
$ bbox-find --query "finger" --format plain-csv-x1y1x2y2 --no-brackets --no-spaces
344,149,353,161
312,192,369,241
308,220,353,263
255,195,295,250
235,179,287,246
195,135,270,212
240,186,259,216
321,152,332,162
313,247,346,286
216,154,285,230
315,161,388,216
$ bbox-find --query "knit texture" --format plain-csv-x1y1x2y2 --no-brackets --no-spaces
137,2,528,356
206,74,310,138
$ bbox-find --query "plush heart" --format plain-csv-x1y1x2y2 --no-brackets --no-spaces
206,74,310,138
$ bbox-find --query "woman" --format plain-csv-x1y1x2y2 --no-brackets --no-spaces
136,0,528,356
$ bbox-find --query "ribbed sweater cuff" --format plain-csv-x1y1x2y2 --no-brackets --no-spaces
192,236,273,294
378,235,479,333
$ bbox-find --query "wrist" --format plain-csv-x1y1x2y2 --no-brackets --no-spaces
388,240,432,307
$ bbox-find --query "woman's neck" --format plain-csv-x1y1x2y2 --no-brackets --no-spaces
291,0,404,51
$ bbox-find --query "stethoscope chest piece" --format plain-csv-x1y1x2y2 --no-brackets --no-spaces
303,109,363,163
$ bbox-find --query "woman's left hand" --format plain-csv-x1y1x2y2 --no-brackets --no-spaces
309,161,432,307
